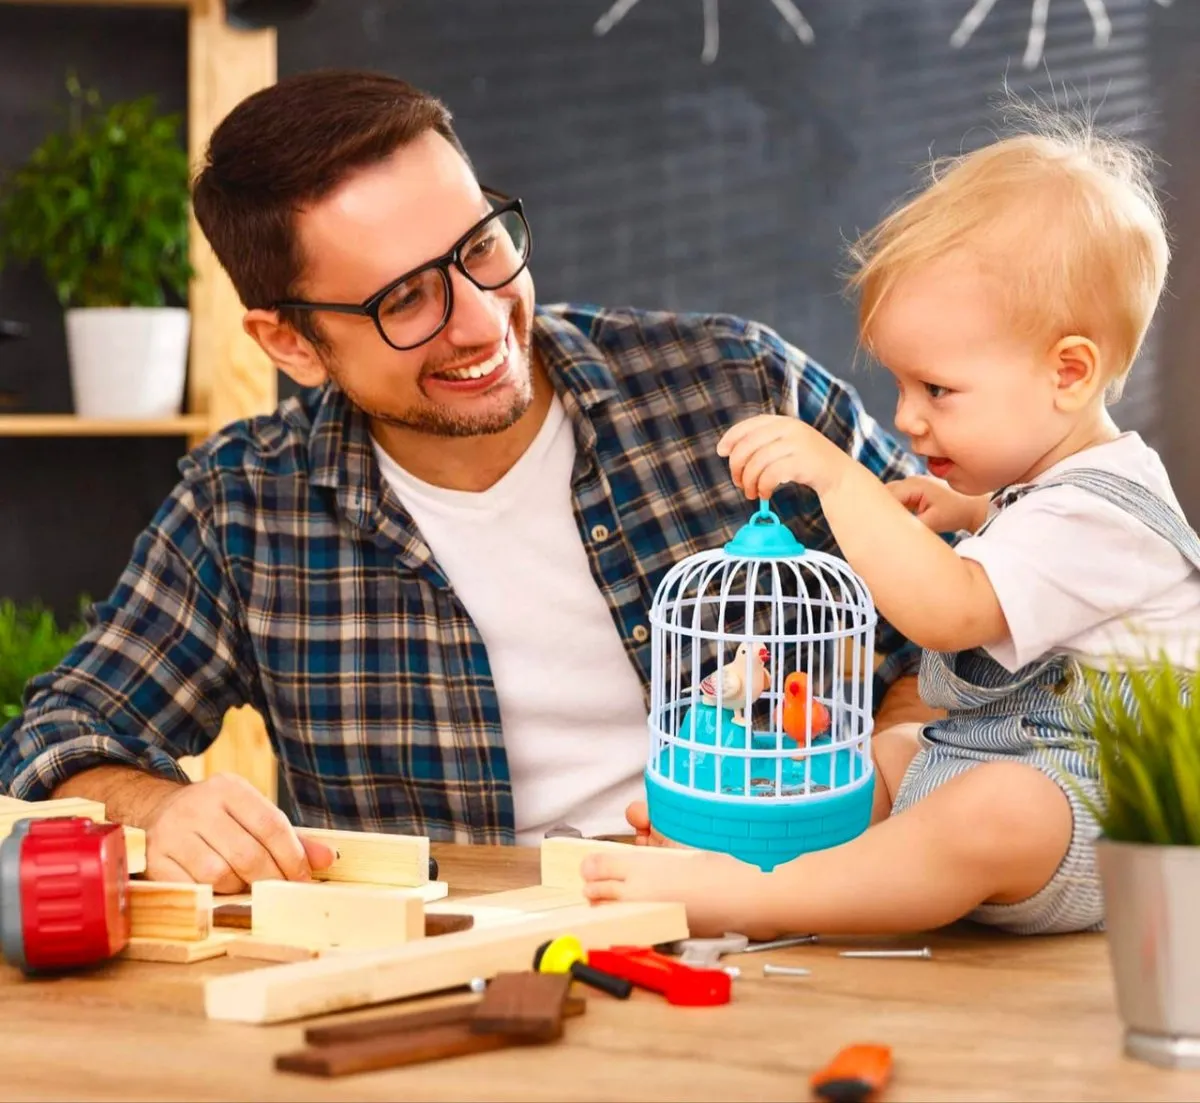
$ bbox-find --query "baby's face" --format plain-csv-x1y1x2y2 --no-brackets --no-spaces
867,253,1067,496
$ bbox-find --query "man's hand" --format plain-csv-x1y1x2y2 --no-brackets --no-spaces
887,475,988,535
143,773,335,893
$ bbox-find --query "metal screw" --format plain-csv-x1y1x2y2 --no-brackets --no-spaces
722,965,741,979
762,963,812,977
468,976,488,993
740,933,819,954
838,947,932,959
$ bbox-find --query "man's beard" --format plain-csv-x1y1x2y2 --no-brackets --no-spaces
333,301,535,438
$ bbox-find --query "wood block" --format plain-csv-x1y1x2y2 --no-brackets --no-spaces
415,880,448,903
122,826,146,875
425,913,474,937
204,900,688,1024
122,932,236,963
470,971,572,1040
447,885,585,913
128,881,213,941
0,797,107,838
540,835,697,892
227,937,320,963
213,903,253,930
251,879,424,949
276,1021,519,1077
296,827,429,887
303,994,586,1047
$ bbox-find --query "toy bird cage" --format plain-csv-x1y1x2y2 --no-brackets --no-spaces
645,500,878,871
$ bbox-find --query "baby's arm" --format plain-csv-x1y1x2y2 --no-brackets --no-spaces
719,415,1008,654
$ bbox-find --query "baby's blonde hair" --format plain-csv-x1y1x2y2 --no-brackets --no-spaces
846,106,1170,400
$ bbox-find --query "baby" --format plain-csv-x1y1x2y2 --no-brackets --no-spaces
579,111,1200,940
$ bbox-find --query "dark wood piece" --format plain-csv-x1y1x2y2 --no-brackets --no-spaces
470,971,572,1040
212,904,252,930
303,994,585,1047
424,912,474,937
276,1022,516,1077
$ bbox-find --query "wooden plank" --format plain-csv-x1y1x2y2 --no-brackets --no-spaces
424,913,474,937
122,826,146,876
470,972,572,1040
128,882,212,941
226,938,319,963
295,828,430,887
0,798,107,837
122,932,236,963
0,415,208,437
275,1022,521,1078
212,903,252,930
302,994,585,1046
251,880,424,950
204,900,688,1024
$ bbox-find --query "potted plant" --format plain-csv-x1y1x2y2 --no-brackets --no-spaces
0,598,87,726
1080,654,1200,1069
0,74,192,419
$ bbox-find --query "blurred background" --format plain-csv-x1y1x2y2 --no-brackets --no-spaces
1,0,1198,625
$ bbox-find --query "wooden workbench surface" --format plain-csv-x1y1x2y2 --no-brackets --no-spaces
1,843,1196,1101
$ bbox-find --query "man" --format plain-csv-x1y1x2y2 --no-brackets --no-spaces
0,71,932,893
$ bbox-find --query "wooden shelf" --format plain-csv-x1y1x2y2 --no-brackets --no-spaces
0,1,193,9
0,414,208,436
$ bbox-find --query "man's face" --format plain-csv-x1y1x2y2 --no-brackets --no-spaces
292,130,536,437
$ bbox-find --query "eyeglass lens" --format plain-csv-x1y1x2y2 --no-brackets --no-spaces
378,208,528,348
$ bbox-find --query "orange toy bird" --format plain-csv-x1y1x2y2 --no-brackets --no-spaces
778,672,831,753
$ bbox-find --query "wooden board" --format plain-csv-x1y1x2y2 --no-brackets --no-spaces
0,798,106,837
204,900,688,1024
128,882,213,941
470,972,572,1039
251,880,424,949
122,826,147,875
297,828,430,887
122,932,236,964
226,938,320,963
539,836,635,892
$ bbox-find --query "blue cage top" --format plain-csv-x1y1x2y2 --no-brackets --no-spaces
723,500,806,559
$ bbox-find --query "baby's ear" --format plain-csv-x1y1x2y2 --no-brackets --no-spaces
1050,335,1102,410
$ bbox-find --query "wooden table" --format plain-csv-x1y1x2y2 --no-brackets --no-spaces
2,843,1198,1101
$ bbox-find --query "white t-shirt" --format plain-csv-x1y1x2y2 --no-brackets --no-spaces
954,433,1200,673
371,396,649,844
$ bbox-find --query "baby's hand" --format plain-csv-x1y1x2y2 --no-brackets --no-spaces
581,845,771,938
888,475,988,534
718,415,848,499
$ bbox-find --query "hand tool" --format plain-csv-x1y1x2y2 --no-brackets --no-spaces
810,1043,893,1102
532,934,633,999
588,945,732,1006
0,816,131,974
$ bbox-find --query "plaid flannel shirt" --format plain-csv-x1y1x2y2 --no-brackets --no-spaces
0,305,922,840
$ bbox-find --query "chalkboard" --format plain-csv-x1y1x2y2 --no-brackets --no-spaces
1,0,1195,619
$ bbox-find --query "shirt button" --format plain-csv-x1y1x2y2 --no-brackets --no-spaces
591,524,610,541
632,624,649,643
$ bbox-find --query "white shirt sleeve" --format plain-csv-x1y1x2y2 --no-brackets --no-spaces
953,485,1188,672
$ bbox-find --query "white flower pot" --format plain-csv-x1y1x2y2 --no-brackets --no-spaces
1095,837,1200,1068
64,306,190,419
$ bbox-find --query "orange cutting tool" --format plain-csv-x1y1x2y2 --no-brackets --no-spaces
810,1043,893,1102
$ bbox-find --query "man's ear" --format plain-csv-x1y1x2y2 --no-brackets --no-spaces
243,309,329,389
1049,334,1102,411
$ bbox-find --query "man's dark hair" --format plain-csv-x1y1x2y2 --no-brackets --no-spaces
191,69,470,344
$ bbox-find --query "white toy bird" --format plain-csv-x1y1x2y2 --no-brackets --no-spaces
699,641,771,723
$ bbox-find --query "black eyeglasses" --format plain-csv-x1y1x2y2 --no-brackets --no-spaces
274,188,532,351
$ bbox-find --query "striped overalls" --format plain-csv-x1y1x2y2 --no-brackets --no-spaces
891,468,1200,934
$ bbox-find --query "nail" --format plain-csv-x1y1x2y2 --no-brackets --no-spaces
838,947,932,959
741,934,819,953
468,976,488,993
723,966,741,979
762,963,812,977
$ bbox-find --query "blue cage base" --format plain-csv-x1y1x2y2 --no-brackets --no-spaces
646,701,874,871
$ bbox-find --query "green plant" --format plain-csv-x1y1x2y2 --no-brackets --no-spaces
0,599,88,722
0,73,192,308
1076,653,1200,846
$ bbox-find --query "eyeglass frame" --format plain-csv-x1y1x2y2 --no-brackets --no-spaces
273,188,532,352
